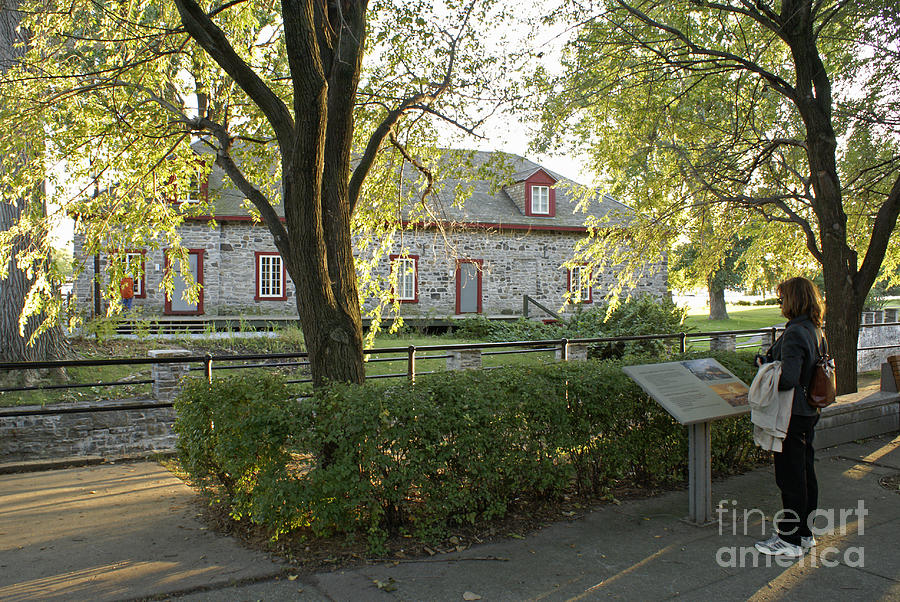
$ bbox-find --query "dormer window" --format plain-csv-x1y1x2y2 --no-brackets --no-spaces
531,185,550,215
181,173,202,203
523,170,556,217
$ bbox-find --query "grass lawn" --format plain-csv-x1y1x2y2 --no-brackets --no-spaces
683,304,784,333
363,335,557,380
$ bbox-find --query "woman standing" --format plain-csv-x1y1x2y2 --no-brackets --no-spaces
755,276,825,557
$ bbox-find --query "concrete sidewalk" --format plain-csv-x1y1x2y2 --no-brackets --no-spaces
1,436,898,601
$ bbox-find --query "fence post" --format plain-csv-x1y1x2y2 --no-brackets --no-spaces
205,353,213,384
680,332,686,354
710,334,736,352
407,345,416,382
561,338,569,361
149,348,192,402
447,349,483,371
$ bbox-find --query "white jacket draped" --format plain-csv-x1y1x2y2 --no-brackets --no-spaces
748,361,794,452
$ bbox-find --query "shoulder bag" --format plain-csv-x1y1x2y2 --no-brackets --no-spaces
802,324,836,409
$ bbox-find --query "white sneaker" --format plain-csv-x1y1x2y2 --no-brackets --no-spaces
755,534,804,558
801,535,817,549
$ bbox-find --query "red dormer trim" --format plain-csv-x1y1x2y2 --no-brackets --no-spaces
159,161,209,204
523,169,557,217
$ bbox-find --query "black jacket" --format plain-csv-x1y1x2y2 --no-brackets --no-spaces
766,314,820,417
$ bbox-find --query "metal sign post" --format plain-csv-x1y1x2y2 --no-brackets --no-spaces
688,421,712,524
623,359,750,525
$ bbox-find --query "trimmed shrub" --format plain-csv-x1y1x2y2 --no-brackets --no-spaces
174,350,763,549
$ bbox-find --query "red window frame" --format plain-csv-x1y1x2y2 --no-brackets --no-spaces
455,258,483,314
390,254,419,303
255,251,288,301
160,163,209,205
567,264,593,303
163,248,205,315
124,250,147,298
524,170,557,217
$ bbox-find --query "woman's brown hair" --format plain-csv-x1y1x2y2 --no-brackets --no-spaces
777,277,825,326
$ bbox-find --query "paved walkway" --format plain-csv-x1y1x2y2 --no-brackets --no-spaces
1,435,898,601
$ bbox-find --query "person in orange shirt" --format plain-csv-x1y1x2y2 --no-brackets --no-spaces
120,276,134,311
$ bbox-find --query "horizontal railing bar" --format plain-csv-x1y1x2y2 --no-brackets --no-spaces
0,379,154,393
0,401,174,418
190,361,308,371
13,322,900,372
482,347,556,356
366,372,410,380
859,321,900,328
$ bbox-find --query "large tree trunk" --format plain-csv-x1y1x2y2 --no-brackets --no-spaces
822,271,862,396
0,0,65,372
785,1,860,394
707,282,729,321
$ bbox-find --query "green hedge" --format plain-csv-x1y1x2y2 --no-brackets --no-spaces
174,350,762,549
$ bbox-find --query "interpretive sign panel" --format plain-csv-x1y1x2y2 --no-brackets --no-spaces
623,359,750,425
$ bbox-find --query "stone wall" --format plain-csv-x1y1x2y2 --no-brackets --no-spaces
0,401,176,462
73,222,670,319
73,222,298,318
858,319,900,372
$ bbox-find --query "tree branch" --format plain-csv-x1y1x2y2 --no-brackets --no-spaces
348,0,476,214
196,123,292,260
856,172,900,295
173,0,294,145
614,0,798,101
389,132,434,205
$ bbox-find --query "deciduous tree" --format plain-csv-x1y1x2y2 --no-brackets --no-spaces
0,0,66,369
540,0,900,393
1,0,522,384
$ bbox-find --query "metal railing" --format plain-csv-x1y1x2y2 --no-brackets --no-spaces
2,322,899,418
522,295,560,320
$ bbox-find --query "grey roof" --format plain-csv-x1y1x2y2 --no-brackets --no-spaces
416,150,631,229
199,146,632,230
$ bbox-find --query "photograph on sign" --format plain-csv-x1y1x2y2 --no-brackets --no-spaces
623,359,750,425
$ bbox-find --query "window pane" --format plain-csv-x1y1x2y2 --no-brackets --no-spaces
183,173,201,203
571,266,589,301
395,258,415,300
125,253,142,296
258,255,283,297
532,186,549,214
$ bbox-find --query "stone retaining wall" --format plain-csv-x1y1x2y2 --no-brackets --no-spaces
815,389,900,450
858,321,900,372
0,400,176,463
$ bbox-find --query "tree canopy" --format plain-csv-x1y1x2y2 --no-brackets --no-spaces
539,0,900,392
0,0,532,380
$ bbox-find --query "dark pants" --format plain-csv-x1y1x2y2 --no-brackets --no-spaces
773,413,819,545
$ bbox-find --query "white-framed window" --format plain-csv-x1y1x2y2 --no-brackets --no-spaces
181,172,202,203
531,185,550,215
125,252,145,297
256,253,285,300
569,265,592,303
391,255,418,302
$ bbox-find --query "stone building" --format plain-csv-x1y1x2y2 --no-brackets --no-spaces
72,151,669,320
